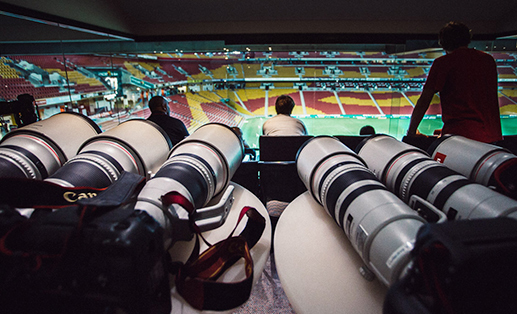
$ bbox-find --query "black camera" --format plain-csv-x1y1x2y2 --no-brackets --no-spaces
296,136,517,314
0,94,38,128
384,217,517,314
0,121,246,313
0,174,171,314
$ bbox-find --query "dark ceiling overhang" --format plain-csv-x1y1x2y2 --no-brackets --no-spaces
1,0,517,55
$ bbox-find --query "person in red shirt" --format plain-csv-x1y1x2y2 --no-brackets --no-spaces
407,22,502,143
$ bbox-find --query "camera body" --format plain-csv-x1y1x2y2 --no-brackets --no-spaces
384,217,517,314
0,97,37,127
0,100,22,116
0,122,246,313
0,203,170,314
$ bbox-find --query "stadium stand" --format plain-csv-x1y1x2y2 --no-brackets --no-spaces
2,51,516,137
337,91,382,115
500,90,517,114
50,69,107,93
66,55,112,67
0,58,19,79
157,62,184,81
498,66,517,79
424,51,445,59
275,66,296,77
404,67,427,78
12,55,66,71
0,55,109,101
301,67,325,78
499,92,516,109
241,89,268,114
404,91,441,114
124,62,146,79
491,53,516,60
373,92,414,115
241,64,262,79
174,62,206,79
304,91,343,115
341,66,366,78
362,51,387,58
367,66,396,78
200,102,242,126
0,77,65,101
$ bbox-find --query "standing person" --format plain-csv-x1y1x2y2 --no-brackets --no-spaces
406,22,502,143
147,96,189,146
262,95,308,136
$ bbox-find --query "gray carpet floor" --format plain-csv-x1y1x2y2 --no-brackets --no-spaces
233,253,296,314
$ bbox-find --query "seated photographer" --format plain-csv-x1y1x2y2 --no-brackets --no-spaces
15,94,38,127
262,95,307,136
0,94,39,128
147,96,189,146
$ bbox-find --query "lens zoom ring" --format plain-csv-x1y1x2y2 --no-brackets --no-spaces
0,150,37,179
67,154,120,182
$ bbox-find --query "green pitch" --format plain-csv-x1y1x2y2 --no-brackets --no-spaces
241,115,517,149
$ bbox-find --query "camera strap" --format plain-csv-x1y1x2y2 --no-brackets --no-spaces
0,172,146,267
161,191,266,311
0,171,144,210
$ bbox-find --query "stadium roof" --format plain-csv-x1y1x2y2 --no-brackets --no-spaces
1,0,517,54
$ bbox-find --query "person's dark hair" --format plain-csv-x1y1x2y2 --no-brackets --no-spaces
15,93,37,126
149,96,167,112
275,95,295,115
17,93,35,104
360,125,375,135
230,126,243,139
438,22,471,51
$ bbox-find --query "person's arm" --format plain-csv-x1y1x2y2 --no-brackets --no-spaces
407,86,436,136
262,119,268,135
181,122,189,138
300,120,308,135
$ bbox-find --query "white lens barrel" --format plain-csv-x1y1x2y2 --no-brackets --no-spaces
357,135,517,220
0,134,63,179
441,184,517,219
297,136,425,286
45,119,171,188
135,123,244,240
296,136,365,204
429,135,517,190
7,112,102,161
0,112,101,179
430,135,507,180
84,119,172,176
355,134,426,182
172,123,244,192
